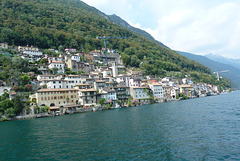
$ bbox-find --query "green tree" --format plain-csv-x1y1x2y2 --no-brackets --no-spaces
0,99,13,114
4,108,16,118
12,96,24,115
98,98,106,107
20,75,30,86
51,67,58,74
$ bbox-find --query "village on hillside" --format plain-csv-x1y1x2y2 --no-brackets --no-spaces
0,42,225,118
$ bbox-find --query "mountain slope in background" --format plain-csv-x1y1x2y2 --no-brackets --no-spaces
177,51,240,88
107,14,168,48
205,54,240,70
0,0,212,75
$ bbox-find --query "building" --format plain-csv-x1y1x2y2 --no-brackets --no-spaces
130,87,151,104
66,59,90,73
65,48,76,53
78,88,97,106
23,50,43,56
82,78,94,87
48,61,65,74
48,57,63,63
37,65,50,75
36,88,79,107
113,86,130,106
101,88,117,107
116,75,131,87
37,75,61,81
0,42,8,49
94,80,106,91
179,84,194,97
163,86,171,100
149,83,163,99
18,45,39,52
21,55,42,62
71,55,80,62
64,75,83,88
129,78,142,87
39,79,67,89
111,62,118,77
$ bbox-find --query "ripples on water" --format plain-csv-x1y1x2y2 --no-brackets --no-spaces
1,91,240,160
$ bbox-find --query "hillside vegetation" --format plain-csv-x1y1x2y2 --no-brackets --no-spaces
0,0,230,88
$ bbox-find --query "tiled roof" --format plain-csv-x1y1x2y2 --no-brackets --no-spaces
37,88,78,92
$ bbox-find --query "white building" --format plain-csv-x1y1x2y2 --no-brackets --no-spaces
48,61,65,74
39,79,67,89
48,57,63,63
65,48,76,53
38,75,83,89
101,88,117,107
111,62,118,78
116,75,131,87
102,88,117,101
130,87,150,100
18,45,39,52
64,75,83,88
149,83,163,98
71,55,80,62
23,50,43,56
37,75,61,81
129,78,141,87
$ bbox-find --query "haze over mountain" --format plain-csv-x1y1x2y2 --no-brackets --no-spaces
177,51,240,88
205,54,240,70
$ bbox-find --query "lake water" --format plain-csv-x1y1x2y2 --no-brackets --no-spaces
1,91,240,160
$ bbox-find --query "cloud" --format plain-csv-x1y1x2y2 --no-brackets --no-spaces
82,0,240,58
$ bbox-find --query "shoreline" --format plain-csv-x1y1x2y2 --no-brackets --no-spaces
0,91,230,122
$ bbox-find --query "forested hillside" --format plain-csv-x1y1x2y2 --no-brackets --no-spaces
0,0,230,87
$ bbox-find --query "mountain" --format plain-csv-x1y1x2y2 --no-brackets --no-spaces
177,51,240,88
205,54,240,70
0,0,230,88
107,14,168,48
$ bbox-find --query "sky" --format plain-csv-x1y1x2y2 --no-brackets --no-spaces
81,0,240,59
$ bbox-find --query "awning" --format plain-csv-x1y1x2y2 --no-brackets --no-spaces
49,106,59,110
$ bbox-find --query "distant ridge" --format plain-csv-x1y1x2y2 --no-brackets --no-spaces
177,51,240,88
205,54,240,70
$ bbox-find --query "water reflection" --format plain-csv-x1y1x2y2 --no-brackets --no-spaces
0,92,240,160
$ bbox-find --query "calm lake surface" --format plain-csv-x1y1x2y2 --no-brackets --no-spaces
1,91,240,160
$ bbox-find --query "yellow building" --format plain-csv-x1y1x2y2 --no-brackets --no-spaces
36,88,79,107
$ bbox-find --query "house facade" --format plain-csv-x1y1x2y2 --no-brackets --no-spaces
36,88,78,107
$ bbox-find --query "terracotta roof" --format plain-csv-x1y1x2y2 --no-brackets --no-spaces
103,88,116,93
37,88,78,92
74,84,91,86
95,80,106,83
78,88,96,92
150,83,162,86
180,84,193,88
